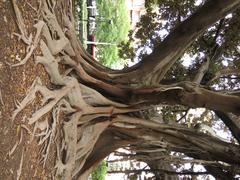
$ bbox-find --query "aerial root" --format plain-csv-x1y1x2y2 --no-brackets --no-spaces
33,118,49,138
46,0,56,12
54,143,66,176
27,78,77,125
80,84,128,107
26,2,38,13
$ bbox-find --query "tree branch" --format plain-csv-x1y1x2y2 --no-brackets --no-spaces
131,82,240,115
208,68,240,83
193,58,210,84
113,0,240,84
215,111,240,144
112,115,240,165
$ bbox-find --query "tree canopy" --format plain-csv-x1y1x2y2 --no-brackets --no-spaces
1,0,240,180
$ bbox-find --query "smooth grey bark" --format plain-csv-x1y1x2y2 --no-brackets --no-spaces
112,0,240,84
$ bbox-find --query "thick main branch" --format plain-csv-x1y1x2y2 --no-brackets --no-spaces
113,0,240,84
131,82,240,115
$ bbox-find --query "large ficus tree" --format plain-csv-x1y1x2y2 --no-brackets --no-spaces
3,0,240,179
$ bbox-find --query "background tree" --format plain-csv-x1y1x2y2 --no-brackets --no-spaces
94,0,130,67
1,0,240,180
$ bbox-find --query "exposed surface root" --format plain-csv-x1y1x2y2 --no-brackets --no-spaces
0,88,4,106
39,107,59,167
11,0,31,45
36,40,65,85
11,76,78,125
9,0,138,179
8,130,23,157
12,77,42,123
7,0,240,179
41,0,70,55
16,150,24,180
11,21,44,67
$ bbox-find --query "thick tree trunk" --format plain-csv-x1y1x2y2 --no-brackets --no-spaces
1,0,240,179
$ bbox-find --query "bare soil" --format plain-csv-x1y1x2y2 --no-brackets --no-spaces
0,1,56,179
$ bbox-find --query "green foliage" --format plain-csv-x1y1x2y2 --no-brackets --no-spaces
94,0,130,67
129,173,138,180
118,40,135,62
161,105,187,123
120,0,197,60
75,0,88,48
120,0,240,89
91,160,107,180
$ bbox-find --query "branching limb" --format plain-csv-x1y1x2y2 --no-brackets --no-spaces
107,169,210,176
208,68,240,83
194,123,229,142
131,82,240,115
63,15,114,78
215,111,240,144
112,115,240,165
112,0,240,84
62,55,128,98
193,58,210,84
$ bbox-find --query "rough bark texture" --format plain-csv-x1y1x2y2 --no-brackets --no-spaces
1,0,240,179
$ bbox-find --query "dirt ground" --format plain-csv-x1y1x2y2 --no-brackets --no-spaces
0,1,56,179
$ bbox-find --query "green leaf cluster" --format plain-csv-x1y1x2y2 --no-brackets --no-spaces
91,160,107,180
95,0,130,67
